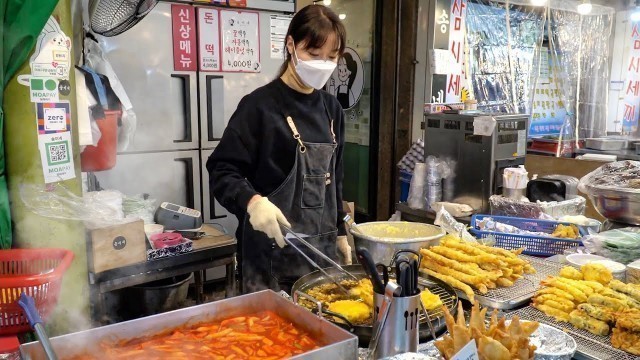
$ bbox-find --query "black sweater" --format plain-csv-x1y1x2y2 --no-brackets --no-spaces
206,79,346,236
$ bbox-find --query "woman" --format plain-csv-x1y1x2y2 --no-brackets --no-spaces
334,52,358,109
207,5,351,294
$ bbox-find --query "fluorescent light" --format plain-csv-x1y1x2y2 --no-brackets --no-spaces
338,13,346,20
323,0,331,5
632,7,640,22
577,0,592,15
530,0,547,6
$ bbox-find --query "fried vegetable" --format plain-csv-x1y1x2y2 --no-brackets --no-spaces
581,263,613,285
577,303,615,323
420,288,443,311
559,266,583,280
569,309,610,336
588,294,629,312
533,303,570,322
327,300,371,324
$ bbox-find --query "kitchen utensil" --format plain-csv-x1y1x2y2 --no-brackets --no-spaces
376,263,389,286
371,284,421,359
291,264,459,346
350,222,444,265
21,290,358,359
411,258,419,295
397,262,409,297
356,247,385,294
18,293,57,360
281,223,358,282
565,253,607,267
369,282,402,359
343,214,363,235
282,232,350,294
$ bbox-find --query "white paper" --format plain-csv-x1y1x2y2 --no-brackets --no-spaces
30,17,71,79
220,10,260,72
517,129,527,155
38,131,76,183
198,8,221,71
75,68,94,146
270,14,292,59
473,116,497,136
429,49,461,75
451,339,480,360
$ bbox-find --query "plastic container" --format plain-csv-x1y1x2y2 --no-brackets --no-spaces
399,170,412,203
627,260,640,284
470,215,584,256
0,249,74,335
81,109,120,172
121,272,193,317
0,337,20,359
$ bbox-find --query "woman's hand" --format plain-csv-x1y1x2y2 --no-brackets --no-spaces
247,195,290,248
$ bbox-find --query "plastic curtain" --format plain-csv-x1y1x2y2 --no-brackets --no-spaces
1,0,60,248
465,0,614,147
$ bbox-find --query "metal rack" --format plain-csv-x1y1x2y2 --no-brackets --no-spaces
507,306,636,360
447,255,564,310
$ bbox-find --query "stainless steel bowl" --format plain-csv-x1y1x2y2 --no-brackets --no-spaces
350,221,445,265
584,186,640,225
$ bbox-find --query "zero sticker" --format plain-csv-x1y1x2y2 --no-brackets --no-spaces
44,108,66,131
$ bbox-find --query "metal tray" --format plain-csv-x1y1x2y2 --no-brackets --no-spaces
585,138,626,151
506,306,637,360
421,255,563,310
20,290,358,360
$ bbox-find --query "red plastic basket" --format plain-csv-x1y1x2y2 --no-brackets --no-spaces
0,249,74,335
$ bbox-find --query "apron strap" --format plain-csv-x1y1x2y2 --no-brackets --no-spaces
286,116,307,153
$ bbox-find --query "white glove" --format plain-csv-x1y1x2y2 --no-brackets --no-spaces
247,196,290,248
336,235,352,265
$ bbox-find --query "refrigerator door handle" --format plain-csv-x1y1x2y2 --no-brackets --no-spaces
206,75,224,142
171,74,193,143
174,157,195,209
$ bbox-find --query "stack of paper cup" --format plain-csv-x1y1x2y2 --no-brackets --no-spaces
407,163,427,210
503,166,529,200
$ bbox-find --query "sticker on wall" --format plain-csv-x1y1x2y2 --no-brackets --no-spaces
38,131,75,184
270,14,292,59
29,77,59,103
325,47,364,110
29,17,72,79
35,102,71,134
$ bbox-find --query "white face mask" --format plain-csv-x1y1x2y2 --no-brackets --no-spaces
293,47,337,90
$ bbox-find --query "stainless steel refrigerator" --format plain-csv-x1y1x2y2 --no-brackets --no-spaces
92,0,294,236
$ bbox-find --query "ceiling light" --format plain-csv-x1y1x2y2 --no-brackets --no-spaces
631,0,640,22
338,13,346,20
323,0,331,5
530,0,547,6
577,0,592,15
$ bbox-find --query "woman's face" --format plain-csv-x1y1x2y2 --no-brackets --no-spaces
287,33,340,64
337,57,350,82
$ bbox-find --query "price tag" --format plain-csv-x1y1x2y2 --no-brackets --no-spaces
451,339,480,360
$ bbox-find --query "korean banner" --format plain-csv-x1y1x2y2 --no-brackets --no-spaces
446,0,468,103
621,23,640,133
172,4,197,71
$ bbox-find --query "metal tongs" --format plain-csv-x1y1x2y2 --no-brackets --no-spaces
279,222,358,294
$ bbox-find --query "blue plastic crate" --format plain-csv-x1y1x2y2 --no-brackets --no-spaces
470,214,583,257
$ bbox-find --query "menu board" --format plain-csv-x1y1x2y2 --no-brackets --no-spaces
197,8,221,72
220,10,260,72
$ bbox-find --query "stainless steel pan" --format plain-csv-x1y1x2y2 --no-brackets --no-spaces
290,265,458,346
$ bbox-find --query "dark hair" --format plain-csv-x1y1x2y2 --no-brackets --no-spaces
342,52,358,88
277,5,346,77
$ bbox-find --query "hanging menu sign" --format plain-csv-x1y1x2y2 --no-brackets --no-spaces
197,8,221,71
171,4,197,71
621,23,640,134
220,10,260,72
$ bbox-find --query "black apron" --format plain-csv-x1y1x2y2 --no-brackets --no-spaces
239,89,339,294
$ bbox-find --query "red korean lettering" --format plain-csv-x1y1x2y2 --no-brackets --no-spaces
633,24,640,38
627,80,640,96
454,16,462,31
628,56,640,73
452,0,462,15
447,74,460,94
450,41,461,62
204,12,214,24
624,103,636,122
205,44,214,55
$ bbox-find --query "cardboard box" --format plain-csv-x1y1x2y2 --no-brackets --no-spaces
88,219,147,273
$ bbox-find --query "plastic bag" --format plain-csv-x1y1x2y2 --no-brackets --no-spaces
123,194,157,224
84,39,137,151
434,207,477,243
20,183,140,229
582,227,640,265
578,160,640,194
489,195,586,219
407,163,427,210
